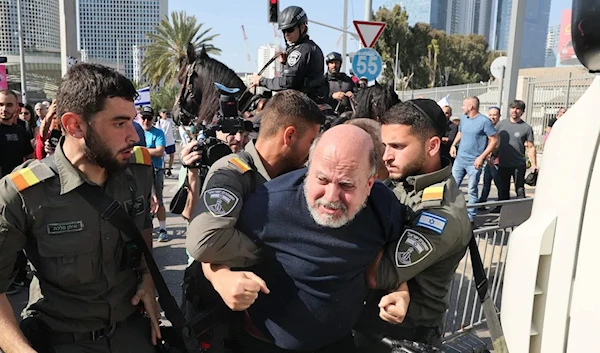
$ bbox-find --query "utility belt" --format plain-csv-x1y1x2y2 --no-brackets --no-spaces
20,312,138,353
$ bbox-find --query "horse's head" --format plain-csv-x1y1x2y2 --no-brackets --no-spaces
354,81,401,120
172,43,205,127
172,42,253,127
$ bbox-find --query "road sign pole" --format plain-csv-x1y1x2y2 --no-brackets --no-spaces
503,0,525,117
498,65,505,109
342,0,348,73
364,0,372,21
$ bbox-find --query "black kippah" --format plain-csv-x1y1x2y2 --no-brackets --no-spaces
405,99,449,137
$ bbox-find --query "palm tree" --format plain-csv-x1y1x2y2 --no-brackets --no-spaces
142,11,221,87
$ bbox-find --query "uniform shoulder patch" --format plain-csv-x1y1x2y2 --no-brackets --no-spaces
228,156,252,174
395,229,433,268
129,146,152,166
8,162,55,192
203,188,240,217
422,185,445,202
287,50,301,66
416,211,448,235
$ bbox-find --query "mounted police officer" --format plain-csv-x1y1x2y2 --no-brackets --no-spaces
0,63,160,352
325,51,356,114
249,6,329,105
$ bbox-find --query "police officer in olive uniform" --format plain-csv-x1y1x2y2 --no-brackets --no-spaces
325,52,356,114
355,99,473,350
181,91,325,352
0,63,159,353
249,6,329,105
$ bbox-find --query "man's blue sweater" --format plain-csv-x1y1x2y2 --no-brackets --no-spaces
237,168,404,351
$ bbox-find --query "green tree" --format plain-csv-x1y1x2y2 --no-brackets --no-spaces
424,38,440,87
373,4,497,89
142,11,220,87
372,5,411,85
150,85,178,112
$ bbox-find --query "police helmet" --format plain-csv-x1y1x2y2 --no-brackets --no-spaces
326,52,343,64
278,6,308,31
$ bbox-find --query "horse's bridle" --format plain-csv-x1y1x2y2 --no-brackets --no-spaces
176,60,202,124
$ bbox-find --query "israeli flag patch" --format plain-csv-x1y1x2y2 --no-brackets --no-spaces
416,212,447,235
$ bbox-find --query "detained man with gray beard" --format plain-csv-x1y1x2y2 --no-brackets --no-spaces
213,124,412,353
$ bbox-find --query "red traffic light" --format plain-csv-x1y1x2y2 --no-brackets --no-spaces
268,0,279,23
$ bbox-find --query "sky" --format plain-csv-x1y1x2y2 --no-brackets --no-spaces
168,0,573,74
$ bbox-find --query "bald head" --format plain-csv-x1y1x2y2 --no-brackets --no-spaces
304,125,377,228
310,124,376,177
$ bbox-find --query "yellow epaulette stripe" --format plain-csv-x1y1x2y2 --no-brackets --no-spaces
132,146,152,166
229,157,251,173
422,185,444,201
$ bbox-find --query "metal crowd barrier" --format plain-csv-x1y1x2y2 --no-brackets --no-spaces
441,198,534,343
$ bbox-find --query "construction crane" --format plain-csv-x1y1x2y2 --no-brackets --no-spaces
240,25,253,73
272,23,283,77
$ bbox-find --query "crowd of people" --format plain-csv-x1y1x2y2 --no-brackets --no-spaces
0,4,562,353
438,97,542,220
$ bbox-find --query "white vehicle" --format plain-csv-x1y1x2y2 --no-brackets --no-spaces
501,3,600,350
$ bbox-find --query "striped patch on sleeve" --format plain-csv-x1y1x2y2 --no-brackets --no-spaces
422,185,444,201
229,157,252,174
131,146,152,166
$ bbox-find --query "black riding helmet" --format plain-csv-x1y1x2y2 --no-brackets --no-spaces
278,6,308,31
326,52,343,64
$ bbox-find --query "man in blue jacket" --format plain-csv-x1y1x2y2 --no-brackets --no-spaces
201,125,409,352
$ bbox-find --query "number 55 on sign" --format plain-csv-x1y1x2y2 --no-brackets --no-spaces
352,48,383,82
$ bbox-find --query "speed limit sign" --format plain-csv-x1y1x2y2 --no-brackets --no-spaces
351,47,383,82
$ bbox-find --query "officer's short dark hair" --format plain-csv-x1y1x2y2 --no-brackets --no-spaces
258,90,326,139
380,99,448,141
509,100,526,111
0,89,18,101
56,63,138,123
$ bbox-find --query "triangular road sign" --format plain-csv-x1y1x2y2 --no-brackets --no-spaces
353,20,386,48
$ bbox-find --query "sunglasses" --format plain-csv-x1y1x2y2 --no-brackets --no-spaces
282,27,296,34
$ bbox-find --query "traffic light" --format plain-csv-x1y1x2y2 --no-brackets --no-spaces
268,0,279,24
0,56,6,64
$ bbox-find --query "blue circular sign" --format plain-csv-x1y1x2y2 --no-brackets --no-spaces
351,48,383,82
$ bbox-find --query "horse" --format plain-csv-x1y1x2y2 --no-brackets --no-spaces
172,42,256,127
353,81,401,120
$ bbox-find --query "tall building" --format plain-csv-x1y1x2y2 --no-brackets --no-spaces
78,0,168,80
493,0,551,68
545,24,560,67
257,44,281,79
0,0,60,55
446,0,462,34
401,0,448,30
450,0,494,45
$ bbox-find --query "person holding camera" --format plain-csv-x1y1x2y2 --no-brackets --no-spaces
249,6,329,105
0,63,160,353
